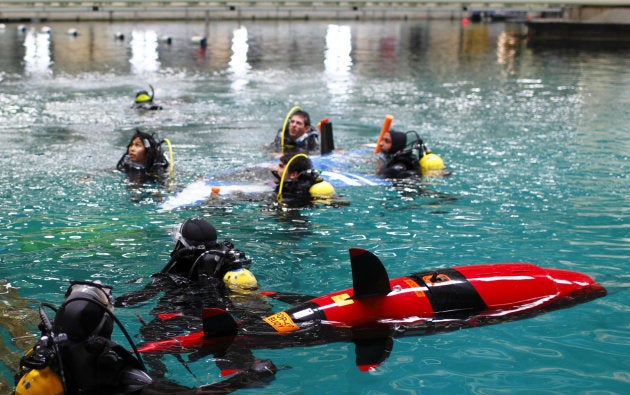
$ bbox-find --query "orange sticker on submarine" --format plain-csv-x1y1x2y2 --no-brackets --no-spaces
404,278,426,298
263,311,300,333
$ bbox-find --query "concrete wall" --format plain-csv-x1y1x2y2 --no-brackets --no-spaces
565,6,630,23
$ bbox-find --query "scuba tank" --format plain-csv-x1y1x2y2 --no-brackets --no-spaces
408,131,445,176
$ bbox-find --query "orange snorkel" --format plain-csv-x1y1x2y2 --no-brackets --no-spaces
374,114,394,153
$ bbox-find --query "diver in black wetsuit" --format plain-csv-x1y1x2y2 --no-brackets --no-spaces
114,218,268,379
131,86,163,111
115,218,259,324
271,151,336,207
116,129,170,184
272,110,319,153
377,129,448,179
376,129,421,179
14,280,276,395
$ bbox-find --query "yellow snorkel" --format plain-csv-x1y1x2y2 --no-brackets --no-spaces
280,105,301,154
162,138,175,191
276,153,308,203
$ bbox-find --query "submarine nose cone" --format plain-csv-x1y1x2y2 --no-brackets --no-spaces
546,268,607,301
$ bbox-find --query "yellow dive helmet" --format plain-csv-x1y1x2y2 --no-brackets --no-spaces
309,180,335,199
419,152,445,176
15,367,64,395
223,268,258,292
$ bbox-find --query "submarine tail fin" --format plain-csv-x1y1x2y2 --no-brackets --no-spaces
354,336,393,371
349,248,391,298
202,307,238,338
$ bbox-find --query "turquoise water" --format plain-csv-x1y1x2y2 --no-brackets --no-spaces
1,19,629,394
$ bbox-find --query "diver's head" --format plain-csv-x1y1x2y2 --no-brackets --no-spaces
288,110,311,139
382,129,407,154
125,130,160,168
54,280,114,340
273,152,313,183
223,268,258,293
128,136,147,165
134,90,152,103
171,218,218,252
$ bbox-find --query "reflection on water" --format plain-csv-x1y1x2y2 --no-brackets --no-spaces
228,26,251,91
23,28,52,77
130,29,160,74
324,24,353,99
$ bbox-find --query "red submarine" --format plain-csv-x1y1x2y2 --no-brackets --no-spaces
136,248,606,370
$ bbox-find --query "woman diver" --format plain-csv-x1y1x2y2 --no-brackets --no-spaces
14,280,276,395
116,129,172,184
376,130,446,178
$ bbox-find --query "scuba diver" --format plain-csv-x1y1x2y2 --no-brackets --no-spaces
272,109,319,153
114,218,266,378
114,218,258,317
14,280,276,394
376,130,446,178
131,85,162,111
271,151,336,207
116,129,172,184
115,218,254,304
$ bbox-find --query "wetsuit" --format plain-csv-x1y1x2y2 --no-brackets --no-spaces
377,149,421,179
274,169,326,207
116,154,169,184
272,126,320,152
131,101,162,111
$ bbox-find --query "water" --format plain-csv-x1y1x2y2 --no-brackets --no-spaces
1,19,629,394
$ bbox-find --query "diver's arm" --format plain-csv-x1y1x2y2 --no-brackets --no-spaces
378,162,409,179
114,277,165,307
137,359,276,395
193,359,277,394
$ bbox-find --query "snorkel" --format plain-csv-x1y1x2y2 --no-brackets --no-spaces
275,153,308,203
280,106,301,154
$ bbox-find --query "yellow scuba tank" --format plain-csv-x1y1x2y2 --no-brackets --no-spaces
223,268,259,292
419,152,445,176
15,367,64,395
309,180,335,199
